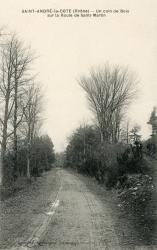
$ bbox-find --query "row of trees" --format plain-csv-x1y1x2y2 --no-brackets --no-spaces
0,31,55,189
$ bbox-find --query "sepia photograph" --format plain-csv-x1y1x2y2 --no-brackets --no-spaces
0,0,157,249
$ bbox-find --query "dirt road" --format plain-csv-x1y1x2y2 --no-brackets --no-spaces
35,168,120,250
1,168,156,250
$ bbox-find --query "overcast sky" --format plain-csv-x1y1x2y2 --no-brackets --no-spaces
0,0,157,152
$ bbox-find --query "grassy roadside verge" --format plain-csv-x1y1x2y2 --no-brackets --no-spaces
0,168,59,249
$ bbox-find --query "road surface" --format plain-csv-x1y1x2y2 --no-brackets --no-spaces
34,168,120,250
1,168,156,250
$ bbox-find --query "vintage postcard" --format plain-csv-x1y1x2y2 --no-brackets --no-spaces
0,1,156,249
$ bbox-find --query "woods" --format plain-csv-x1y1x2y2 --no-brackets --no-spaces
66,63,157,183
65,63,157,241
65,64,156,182
0,32,55,196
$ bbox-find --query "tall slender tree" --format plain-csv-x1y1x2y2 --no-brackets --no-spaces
22,83,42,180
0,33,34,186
0,36,15,186
11,35,34,179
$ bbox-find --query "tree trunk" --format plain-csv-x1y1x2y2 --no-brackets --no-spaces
26,152,30,180
126,122,129,144
26,104,31,181
0,90,10,187
13,75,18,180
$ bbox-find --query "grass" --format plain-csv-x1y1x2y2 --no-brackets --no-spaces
0,168,59,249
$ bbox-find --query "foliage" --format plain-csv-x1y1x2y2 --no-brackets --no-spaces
65,123,154,189
129,125,141,143
65,124,127,186
65,125,100,173
147,106,157,136
55,152,65,167
4,135,55,184
117,141,147,175
117,174,156,242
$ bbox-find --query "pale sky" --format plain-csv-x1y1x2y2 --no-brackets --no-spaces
0,0,157,152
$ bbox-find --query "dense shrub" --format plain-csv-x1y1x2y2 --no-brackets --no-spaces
4,135,55,183
65,124,127,186
117,174,156,242
65,125,156,241
117,141,151,177
65,125,154,190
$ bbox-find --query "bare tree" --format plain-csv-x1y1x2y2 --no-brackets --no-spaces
11,34,34,179
129,124,141,143
111,108,123,143
21,83,42,180
0,33,34,186
79,64,137,143
0,36,15,186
